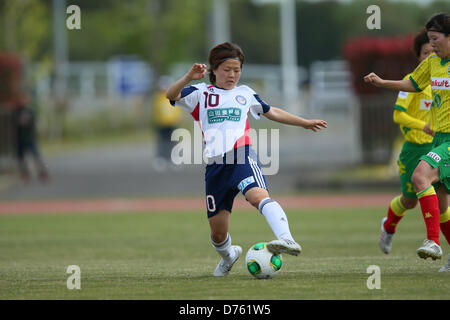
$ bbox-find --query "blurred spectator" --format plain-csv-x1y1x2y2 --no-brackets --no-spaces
13,95,49,183
151,76,183,171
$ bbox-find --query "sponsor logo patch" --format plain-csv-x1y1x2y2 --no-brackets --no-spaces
426,152,441,162
238,176,255,191
433,93,442,108
430,77,450,90
207,108,241,123
398,91,408,99
420,99,432,111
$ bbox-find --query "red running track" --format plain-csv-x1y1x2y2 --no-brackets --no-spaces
0,194,395,215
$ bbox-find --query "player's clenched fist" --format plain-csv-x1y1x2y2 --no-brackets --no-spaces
364,72,384,87
166,63,207,101
187,63,207,81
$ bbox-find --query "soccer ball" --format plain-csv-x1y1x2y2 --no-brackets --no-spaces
245,242,283,279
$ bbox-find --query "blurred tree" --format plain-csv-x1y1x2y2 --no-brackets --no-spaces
67,0,151,61
296,1,342,66
1,0,449,77
146,0,211,75
229,0,280,64
67,0,210,75
0,0,51,62
297,0,450,68
226,0,449,69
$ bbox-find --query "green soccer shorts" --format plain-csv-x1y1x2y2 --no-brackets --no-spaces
419,132,450,194
398,141,433,198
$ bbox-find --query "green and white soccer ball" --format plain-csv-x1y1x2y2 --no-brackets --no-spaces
245,242,283,279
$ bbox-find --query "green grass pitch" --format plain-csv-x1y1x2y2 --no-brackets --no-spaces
0,206,449,299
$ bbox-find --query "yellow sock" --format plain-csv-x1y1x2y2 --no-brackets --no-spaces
384,195,407,233
390,195,406,217
441,207,450,224
416,186,436,199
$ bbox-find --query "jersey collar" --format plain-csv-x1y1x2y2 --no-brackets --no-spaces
440,57,450,66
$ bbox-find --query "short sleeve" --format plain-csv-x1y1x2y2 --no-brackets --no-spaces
409,55,431,92
248,90,271,120
394,74,413,112
170,84,201,113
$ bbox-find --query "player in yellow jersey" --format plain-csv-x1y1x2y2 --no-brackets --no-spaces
365,13,450,271
378,29,435,255
152,76,183,171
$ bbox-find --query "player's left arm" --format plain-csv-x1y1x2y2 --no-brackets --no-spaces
263,107,328,132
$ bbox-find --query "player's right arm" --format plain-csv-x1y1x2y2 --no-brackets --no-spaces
364,54,432,93
166,63,207,101
363,73,417,92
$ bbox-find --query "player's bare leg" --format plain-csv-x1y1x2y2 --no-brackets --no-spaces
209,210,242,276
246,187,301,256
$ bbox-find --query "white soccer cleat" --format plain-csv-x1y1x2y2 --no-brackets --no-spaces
439,254,450,272
213,245,242,277
416,239,442,260
266,238,302,256
378,217,394,254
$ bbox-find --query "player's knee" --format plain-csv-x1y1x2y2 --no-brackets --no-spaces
210,231,227,244
411,165,428,190
402,197,417,210
248,198,259,209
411,169,419,185
245,188,270,209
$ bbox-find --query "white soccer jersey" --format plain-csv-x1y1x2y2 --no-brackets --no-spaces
170,83,270,158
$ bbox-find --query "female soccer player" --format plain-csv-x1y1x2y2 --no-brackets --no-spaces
365,13,450,271
378,29,434,254
166,42,327,276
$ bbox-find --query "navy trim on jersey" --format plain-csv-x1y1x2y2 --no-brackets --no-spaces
181,85,198,98
254,94,270,113
169,85,198,106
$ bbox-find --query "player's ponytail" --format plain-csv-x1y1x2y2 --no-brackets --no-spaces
208,42,245,85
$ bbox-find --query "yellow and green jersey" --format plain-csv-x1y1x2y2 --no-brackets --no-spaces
394,73,433,144
153,90,183,126
409,53,450,133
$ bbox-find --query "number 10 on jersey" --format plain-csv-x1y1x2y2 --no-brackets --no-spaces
204,92,220,108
